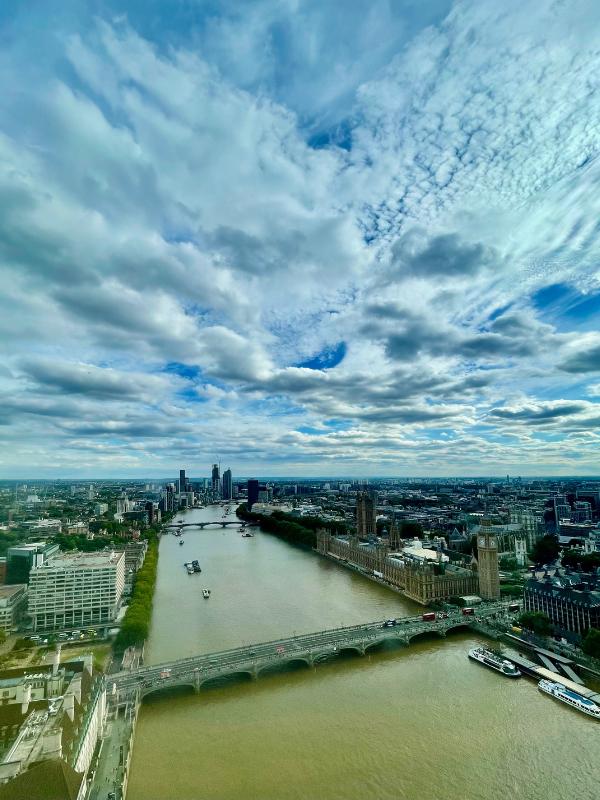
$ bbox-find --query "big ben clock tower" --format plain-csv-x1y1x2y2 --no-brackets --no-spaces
477,524,500,599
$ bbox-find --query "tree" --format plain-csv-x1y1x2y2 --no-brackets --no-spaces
400,521,423,539
582,629,600,659
518,611,551,636
530,535,559,565
561,550,600,573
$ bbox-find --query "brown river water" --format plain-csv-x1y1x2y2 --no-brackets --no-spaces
126,505,599,800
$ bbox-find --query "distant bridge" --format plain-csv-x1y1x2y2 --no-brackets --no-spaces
111,604,508,703
167,521,252,529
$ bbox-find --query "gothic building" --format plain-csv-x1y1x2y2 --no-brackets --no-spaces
316,530,478,605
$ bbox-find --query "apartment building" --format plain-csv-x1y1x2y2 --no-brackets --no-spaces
28,551,125,632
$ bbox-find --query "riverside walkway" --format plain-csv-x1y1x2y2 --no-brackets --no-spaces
110,603,509,703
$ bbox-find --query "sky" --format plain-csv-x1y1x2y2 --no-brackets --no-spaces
0,0,599,479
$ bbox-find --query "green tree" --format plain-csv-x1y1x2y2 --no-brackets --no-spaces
518,611,551,636
530,535,560,565
561,551,600,573
400,521,423,539
582,628,600,659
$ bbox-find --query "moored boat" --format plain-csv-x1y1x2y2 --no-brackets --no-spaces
468,647,521,677
538,680,600,718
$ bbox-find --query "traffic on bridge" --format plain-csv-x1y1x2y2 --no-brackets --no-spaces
111,602,512,701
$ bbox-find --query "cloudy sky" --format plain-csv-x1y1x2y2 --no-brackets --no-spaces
1,0,599,478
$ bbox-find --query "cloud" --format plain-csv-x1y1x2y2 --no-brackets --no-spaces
19,357,171,400
1,2,600,476
390,230,499,280
558,335,600,374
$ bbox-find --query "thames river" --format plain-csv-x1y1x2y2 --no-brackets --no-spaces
127,505,598,800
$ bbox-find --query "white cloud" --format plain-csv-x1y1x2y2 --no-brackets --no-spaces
1,1,600,476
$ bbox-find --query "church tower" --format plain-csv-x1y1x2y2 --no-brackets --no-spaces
477,523,500,599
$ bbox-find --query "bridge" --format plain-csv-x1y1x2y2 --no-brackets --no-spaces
167,521,249,529
110,604,509,703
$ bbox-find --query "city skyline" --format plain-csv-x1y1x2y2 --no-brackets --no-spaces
1,1,600,478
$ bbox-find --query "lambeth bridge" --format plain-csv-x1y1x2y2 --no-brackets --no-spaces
167,521,253,529
110,604,508,704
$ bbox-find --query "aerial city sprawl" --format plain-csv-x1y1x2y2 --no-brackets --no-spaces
0,472,599,797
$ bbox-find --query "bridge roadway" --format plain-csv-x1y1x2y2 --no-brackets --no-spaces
111,603,508,702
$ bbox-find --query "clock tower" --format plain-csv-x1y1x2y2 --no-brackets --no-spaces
477,525,500,599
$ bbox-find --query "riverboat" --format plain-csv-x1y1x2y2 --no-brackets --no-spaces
468,647,521,677
538,680,600,718
202,589,211,598
179,540,184,545
186,565,194,575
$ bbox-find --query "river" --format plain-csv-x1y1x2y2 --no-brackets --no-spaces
127,504,599,800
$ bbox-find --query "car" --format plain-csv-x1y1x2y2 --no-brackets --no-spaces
382,619,397,627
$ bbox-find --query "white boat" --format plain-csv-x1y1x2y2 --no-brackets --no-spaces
538,680,600,718
186,565,194,574
202,589,211,599
468,647,521,677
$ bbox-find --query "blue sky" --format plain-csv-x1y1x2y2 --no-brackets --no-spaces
0,0,599,477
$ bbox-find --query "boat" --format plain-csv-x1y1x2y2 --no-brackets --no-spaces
202,589,211,598
179,540,184,546
242,532,254,538
468,647,521,677
186,565,194,575
538,680,600,718
192,560,201,573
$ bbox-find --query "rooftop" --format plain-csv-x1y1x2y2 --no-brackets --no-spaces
0,584,27,600
33,551,125,570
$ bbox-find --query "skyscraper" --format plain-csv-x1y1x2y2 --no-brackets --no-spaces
222,469,232,500
247,479,259,510
212,463,220,496
179,469,186,494
356,491,376,539
477,523,500,599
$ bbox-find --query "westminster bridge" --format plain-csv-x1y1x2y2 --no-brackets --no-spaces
110,603,510,704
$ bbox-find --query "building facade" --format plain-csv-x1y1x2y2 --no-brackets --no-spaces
476,528,501,599
0,654,105,795
247,479,259,510
316,530,478,604
523,574,600,641
5,543,59,586
356,492,376,539
222,469,232,501
0,586,27,634
28,551,125,632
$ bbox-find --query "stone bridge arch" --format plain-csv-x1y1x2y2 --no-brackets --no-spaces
256,657,313,677
199,669,256,690
364,633,409,652
140,680,197,701
406,628,447,644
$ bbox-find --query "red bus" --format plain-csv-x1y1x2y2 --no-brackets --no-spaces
462,607,475,616
422,612,436,622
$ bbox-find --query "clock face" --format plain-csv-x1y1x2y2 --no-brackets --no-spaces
478,536,485,546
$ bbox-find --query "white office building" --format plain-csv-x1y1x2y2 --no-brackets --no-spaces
28,551,125,631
